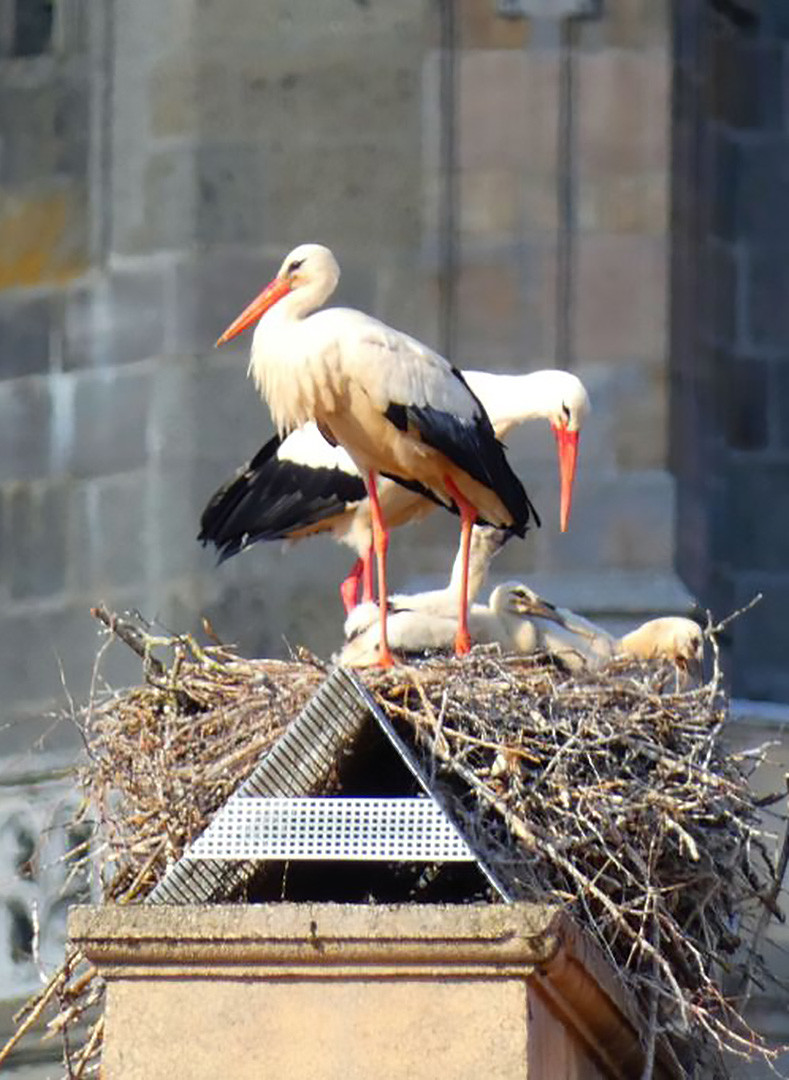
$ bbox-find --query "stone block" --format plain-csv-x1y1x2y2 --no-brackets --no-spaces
729,575,789,701
709,35,784,131
141,146,198,252
453,250,552,365
727,461,789,573
507,466,675,575
577,174,668,235
266,141,421,256
725,356,769,451
709,130,740,243
67,365,152,479
459,169,522,238
575,234,667,362
612,361,668,469
5,479,69,600
52,69,90,178
603,0,669,49
457,51,559,174
0,291,59,380
194,144,269,247
192,534,351,661
773,363,789,449
577,51,669,178
149,55,236,139
0,376,52,482
0,184,88,290
63,262,169,371
170,250,273,356
453,0,529,49
745,248,789,354
701,239,739,348
69,473,148,593
0,605,90,710
148,355,267,474
736,139,789,248
0,84,58,185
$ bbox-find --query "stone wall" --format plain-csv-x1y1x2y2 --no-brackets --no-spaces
0,0,687,741
672,0,789,700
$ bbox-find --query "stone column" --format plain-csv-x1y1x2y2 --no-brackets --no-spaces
70,902,676,1080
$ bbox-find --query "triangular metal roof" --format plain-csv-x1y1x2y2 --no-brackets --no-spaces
147,667,510,905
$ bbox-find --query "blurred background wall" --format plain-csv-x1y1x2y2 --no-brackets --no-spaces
0,0,787,1074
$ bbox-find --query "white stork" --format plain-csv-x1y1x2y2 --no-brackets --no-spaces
199,367,589,613
213,243,538,666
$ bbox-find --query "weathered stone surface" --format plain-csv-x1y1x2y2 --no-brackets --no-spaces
729,575,789,700
728,461,789,573
0,184,87,290
725,356,769,451
578,173,668,235
0,376,52,481
575,234,667,362
701,240,739,348
0,291,58,379
577,51,669,178
5,479,70,600
709,36,784,131
745,249,789,354
67,365,152,479
69,473,148,593
736,140,789,248
63,261,170,370
0,83,58,185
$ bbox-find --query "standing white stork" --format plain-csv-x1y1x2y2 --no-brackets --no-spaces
199,368,588,612
214,243,538,666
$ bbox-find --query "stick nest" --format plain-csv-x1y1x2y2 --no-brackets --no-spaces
2,609,785,1079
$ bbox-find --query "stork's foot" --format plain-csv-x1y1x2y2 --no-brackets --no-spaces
377,645,396,669
454,629,472,656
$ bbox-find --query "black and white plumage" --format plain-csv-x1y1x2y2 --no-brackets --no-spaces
199,365,590,611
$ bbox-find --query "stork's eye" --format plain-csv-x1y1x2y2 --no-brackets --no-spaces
287,258,305,274
561,402,571,422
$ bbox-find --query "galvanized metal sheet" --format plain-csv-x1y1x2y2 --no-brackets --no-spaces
184,797,475,863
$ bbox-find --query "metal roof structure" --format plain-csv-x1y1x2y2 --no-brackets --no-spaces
148,667,510,905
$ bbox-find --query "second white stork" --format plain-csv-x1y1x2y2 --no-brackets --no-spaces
199,368,589,612
213,243,539,666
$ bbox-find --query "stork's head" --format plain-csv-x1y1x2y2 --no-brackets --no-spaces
215,243,340,345
488,582,560,623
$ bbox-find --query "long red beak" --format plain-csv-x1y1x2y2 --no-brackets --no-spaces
215,276,291,346
552,425,579,533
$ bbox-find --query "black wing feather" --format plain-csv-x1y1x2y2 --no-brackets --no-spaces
198,434,367,562
396,381,540,536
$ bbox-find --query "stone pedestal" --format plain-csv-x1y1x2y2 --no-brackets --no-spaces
69,903,678,1080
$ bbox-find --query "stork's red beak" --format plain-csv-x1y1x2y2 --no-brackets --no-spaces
215,275,291,346
552,424,579,533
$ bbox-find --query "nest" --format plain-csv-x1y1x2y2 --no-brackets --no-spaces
1,607,786,1079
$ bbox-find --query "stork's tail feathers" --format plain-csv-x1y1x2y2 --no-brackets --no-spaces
198,434,366,560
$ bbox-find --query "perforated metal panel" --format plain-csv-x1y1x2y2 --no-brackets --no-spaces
185,797,475,863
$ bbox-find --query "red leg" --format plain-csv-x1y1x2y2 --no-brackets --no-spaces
339,557,364,615
444,476,478,656
365,471,395,668
361,543,375,603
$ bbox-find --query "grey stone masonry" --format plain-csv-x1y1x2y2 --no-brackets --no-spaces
672,0,789,700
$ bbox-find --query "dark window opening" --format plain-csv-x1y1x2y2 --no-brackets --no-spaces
13,0,54,57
